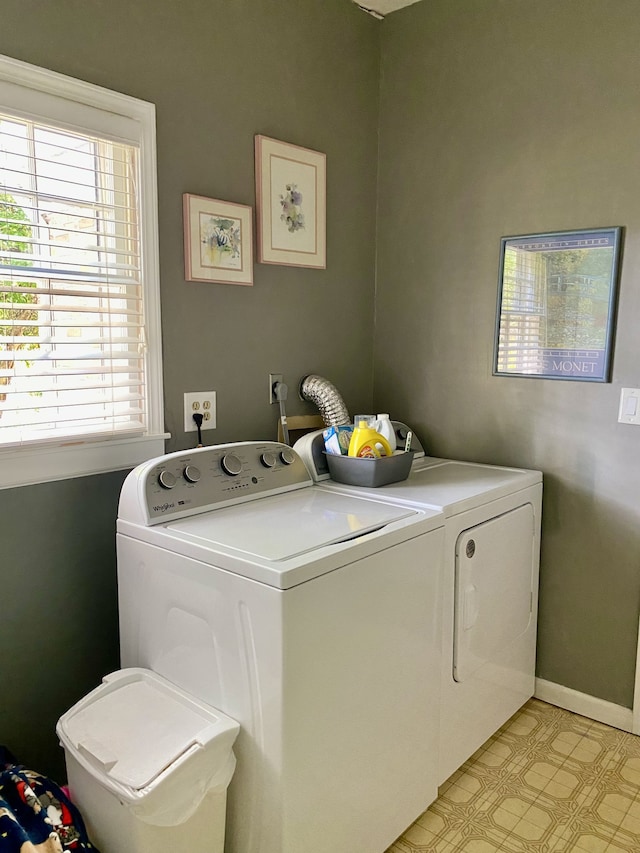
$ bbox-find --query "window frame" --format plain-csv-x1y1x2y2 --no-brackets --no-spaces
0,54,166,489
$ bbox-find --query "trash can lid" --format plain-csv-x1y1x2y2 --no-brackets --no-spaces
57,668,239,792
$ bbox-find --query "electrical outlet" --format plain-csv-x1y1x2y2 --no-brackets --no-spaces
184,391,217,432
269,373,283,404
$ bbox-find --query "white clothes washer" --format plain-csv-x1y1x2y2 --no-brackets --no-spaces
116,441,445,853
294,425,542,784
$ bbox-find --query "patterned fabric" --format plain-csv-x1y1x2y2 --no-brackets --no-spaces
0,748,98,852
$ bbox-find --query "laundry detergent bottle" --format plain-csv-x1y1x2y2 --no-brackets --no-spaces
348,419,393,458
373,413,397,452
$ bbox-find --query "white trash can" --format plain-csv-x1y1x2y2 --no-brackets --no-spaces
57,668,239,853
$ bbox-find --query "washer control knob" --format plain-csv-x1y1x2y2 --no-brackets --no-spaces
260,451,277,469
280,448,296,466
183,464,201,484
221,453,242,476
158,470,177,489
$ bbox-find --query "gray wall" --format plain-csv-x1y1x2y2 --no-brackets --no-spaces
0,0,380,779
0,472,125,778
375,0,640,707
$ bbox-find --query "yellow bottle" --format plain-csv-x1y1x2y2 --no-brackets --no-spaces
348,419,393,458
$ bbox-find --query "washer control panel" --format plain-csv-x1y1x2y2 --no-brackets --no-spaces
135,441,312,523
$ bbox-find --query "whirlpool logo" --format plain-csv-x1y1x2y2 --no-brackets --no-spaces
152,501,175,513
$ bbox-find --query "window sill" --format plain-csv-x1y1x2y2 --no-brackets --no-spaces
0,433,170,490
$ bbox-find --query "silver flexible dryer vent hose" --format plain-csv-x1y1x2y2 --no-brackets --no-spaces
299,374,351,427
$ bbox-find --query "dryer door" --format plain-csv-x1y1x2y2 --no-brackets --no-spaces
453,504,535,683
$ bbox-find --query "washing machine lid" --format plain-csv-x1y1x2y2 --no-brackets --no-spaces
164,488,419,561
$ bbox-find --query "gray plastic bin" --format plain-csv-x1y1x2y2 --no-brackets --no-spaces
324,450,413,487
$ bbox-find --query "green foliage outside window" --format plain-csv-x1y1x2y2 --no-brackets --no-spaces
0,192,39,410
543,247,613,349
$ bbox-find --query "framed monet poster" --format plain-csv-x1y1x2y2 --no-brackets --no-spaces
183,194,253,285
255,135,326,268
493,227,622,382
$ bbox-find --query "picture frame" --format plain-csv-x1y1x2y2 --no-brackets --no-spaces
255,135,326,269
493,227,622,382
183,193,253,285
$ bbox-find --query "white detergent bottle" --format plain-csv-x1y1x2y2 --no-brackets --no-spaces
374,413,397,452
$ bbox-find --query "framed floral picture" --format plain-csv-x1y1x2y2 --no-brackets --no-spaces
183,194,253,285
255,135,326,268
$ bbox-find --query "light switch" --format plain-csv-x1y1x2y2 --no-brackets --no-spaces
618,388,640,425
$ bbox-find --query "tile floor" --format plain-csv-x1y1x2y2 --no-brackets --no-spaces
387,698,640,853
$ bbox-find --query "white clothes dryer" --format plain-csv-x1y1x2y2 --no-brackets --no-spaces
116,441,445,853
294,425,542,785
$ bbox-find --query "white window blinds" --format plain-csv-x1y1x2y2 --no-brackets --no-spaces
495,246,546,375
0,112,147,447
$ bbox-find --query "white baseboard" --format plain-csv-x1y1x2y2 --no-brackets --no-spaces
534,678,635,734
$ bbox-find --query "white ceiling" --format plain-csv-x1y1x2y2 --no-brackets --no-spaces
354,0,423,17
